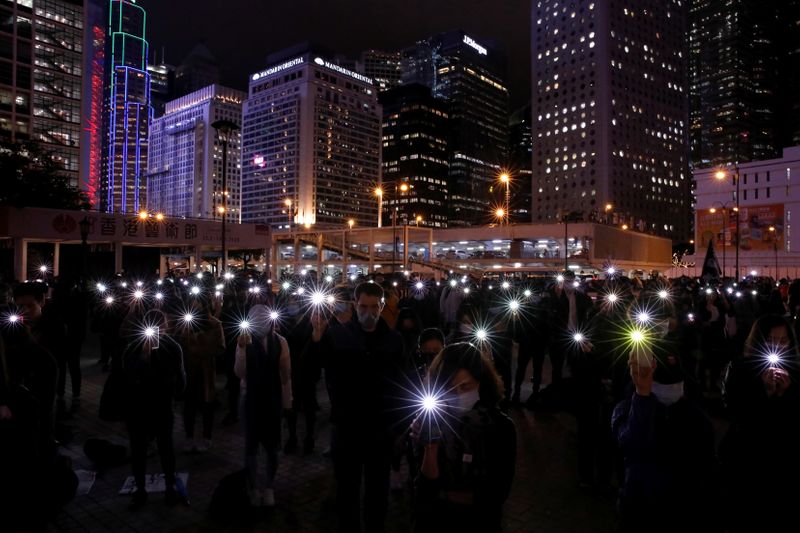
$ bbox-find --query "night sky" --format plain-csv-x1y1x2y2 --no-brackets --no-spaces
140,0,532,108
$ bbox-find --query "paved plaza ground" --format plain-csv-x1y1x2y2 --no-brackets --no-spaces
48,335,618,533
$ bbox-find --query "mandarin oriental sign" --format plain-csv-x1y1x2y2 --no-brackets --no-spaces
251,57,305,81
313,57,373,85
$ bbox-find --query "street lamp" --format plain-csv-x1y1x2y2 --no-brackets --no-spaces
375,187,383,228
709,201,736,279
499,171,511,226
212,118,240,277
715,166,741,279
285,198,293,229
495,207,506,223
769,226,779,279
348,219,355,230
415,215,423,226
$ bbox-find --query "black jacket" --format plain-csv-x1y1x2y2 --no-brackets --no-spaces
310,317,407,438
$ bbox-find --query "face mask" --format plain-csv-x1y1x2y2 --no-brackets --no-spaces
651,381,684,407
357,308,380,329
452,389,480,412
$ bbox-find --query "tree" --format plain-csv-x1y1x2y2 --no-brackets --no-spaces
0,140,90,210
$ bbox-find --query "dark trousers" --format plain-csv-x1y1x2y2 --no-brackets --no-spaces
286,379,318,443
183,398,214,440
127,408,176,491
56,338,83,398
332,428,392,533
548,342,567,385
570,362,614,488
225,372,240,418
492,339,513,402
515,343,546,398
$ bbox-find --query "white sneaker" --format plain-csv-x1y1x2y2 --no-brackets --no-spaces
262,488,275,507
181,438,196,453
196,439,211,453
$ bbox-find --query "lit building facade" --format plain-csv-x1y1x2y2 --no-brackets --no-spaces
508,101,533,223
147,55,175,117
100,0,152,213
146,84,245,222
693,146,800,278
531,0,691,240
379,84,449,228
358,49,402,91
402,30,509,227
241,47,381,229
0,0,85,186
689,0,782,168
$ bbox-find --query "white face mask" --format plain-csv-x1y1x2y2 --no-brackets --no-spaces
651,381,684,406
452,389,480,412
356,308,380,329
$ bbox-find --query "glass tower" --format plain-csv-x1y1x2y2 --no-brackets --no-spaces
100,0,151,213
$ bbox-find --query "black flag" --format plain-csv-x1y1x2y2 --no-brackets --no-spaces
701,238,722,281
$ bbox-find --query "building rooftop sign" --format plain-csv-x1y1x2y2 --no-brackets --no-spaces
463,35,488,56
251,56,305,82
313,56,373,85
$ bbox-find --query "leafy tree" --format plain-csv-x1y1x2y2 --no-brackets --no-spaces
0,140,90,210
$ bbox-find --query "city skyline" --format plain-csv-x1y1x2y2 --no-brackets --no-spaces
136,0,533,107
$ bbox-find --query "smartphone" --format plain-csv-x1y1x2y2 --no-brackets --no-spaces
151,326,160,350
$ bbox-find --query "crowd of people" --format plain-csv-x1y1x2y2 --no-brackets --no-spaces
1,266,799,532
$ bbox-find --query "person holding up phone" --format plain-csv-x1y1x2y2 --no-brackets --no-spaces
121,309,186,510
411,343,516,533
612,345,717,533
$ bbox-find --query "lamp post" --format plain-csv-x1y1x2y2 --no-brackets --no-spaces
212,119,240,277
709,202,735,280
79,216,90,278
285,198,293,230
499,172,511,226
769,226,779,280
560,210,582,271
375,187,383,228
715,165,740,279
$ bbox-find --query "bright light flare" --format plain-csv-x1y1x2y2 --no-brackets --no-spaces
183,313,195,324
96,283,107,293
133,289,144,299
658,290,669,300
105,296,114,305
449,279,457,288
190,286,201,296
239,320,251,332
556,274,565,283
224,272,234,280
155,292,164,301
501,281,510,290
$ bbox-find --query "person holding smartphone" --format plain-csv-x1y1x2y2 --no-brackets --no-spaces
412,342,516,533
721,315,800,532
612,345,717,533
122,309,186,510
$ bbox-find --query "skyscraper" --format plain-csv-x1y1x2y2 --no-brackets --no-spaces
0,0,85,186
147,51,175,117
531,0,691,240
147,84,245,221
81,0,106,205
100,0,152,213
402,30,509,226
379,84,449,227
508,101,533,223
175,43,219,98
240,45,381,229
358,49,402,91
